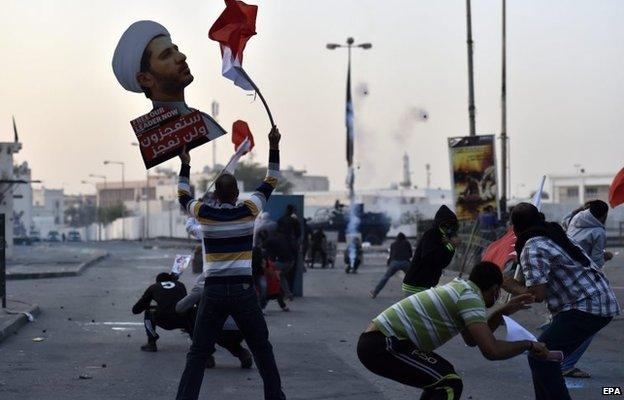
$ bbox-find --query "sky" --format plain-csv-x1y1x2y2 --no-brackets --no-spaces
1,0,623,196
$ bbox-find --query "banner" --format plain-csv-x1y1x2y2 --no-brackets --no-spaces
448,135,498,220
131,107,210,169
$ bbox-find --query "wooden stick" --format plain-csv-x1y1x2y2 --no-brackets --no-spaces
234,66,276,128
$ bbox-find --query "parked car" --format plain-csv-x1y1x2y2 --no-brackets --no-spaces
47,230,61,242
67,231,81,242
29,231,41,243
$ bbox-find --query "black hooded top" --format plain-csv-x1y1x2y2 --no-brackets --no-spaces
403,206,458,290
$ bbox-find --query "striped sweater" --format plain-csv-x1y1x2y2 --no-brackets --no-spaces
374,278,486,352
178,149,279,278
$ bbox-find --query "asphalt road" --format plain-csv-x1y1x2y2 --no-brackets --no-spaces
0,241,622,399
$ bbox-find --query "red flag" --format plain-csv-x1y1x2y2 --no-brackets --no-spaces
482,228,517,270
209,0,257,90
608,167,624,208
231,120,255,153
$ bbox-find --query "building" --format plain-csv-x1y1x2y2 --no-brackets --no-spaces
32,188,65,237
548,172,614,205
13,162,34,238
0,140,23,256
281,167,329,192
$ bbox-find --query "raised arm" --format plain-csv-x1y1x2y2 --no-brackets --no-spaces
243,127,281,216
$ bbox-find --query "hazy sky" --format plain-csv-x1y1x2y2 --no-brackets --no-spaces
1,0,623,196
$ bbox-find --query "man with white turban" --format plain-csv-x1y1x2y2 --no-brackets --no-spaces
112,20,225,141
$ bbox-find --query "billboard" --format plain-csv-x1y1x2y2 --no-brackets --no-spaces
448,135,498,220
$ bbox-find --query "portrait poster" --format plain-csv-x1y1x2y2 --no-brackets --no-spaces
448,135,498,220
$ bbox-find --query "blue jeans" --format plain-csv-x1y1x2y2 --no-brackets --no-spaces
561,335,593,371
528,309,611,400
373,260,410,296
176,281,286,400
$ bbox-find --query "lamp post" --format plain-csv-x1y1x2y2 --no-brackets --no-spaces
211,101,219,171
88,174,107,241
326,37,372,201
82,179,102,241
131,143,150,239
103,160,125,240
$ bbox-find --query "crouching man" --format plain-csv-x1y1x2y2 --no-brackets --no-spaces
357,262,549,400
132,272,193,352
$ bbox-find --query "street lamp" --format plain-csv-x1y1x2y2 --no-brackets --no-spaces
103,160,125,240
131,143,150,240
326,37,372,201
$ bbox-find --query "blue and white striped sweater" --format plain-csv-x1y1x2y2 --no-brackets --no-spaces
178,149,279,277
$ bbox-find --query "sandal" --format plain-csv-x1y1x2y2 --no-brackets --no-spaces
562,368,591,379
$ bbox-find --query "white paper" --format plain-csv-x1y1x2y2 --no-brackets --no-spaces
171,255,192,276
503,315,537,342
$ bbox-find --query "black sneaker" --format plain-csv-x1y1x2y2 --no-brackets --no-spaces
205,355,216,369
238,348,253,369
140,342,157,352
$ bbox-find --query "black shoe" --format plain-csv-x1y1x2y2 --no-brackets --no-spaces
345,267,350,274
140,342,157,352
238,348,253,369
205,355,216,369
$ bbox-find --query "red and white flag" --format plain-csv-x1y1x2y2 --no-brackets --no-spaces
209,0,257,91
231,120,255,153
482,176,546,270
224,120,254,175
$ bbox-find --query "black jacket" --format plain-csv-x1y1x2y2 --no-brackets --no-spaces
132,280,187,317
389,239,413,262
403,206,457,289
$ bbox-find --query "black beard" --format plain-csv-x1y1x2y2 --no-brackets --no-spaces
153,71,193,96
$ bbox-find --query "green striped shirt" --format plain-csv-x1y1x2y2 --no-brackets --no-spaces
373,278,486,352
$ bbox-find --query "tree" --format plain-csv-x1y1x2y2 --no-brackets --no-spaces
233,160,293,194
97,202,128,225
64,203,97,227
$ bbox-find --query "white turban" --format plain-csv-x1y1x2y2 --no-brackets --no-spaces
112,20,170,93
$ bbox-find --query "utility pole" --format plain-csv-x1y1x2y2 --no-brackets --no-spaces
326,37,372,201
466,0,477,136
211,101,219,170
145,170,150,239
500,0,509,214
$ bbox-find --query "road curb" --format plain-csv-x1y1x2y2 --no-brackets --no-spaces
6,253,109,280
0,303,41,344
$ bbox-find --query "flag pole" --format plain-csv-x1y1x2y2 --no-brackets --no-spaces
234,66,275,128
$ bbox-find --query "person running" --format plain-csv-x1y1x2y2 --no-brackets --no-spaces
358,261,549,400
344,237,363,274
370,233,412,298
503,203,620,400
403,205,459,295
309,228,328,268
132,272,193,352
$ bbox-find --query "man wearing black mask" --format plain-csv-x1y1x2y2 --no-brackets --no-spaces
503,202,620,400
403,205,459,295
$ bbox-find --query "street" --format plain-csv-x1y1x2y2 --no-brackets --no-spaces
0,241,622,399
